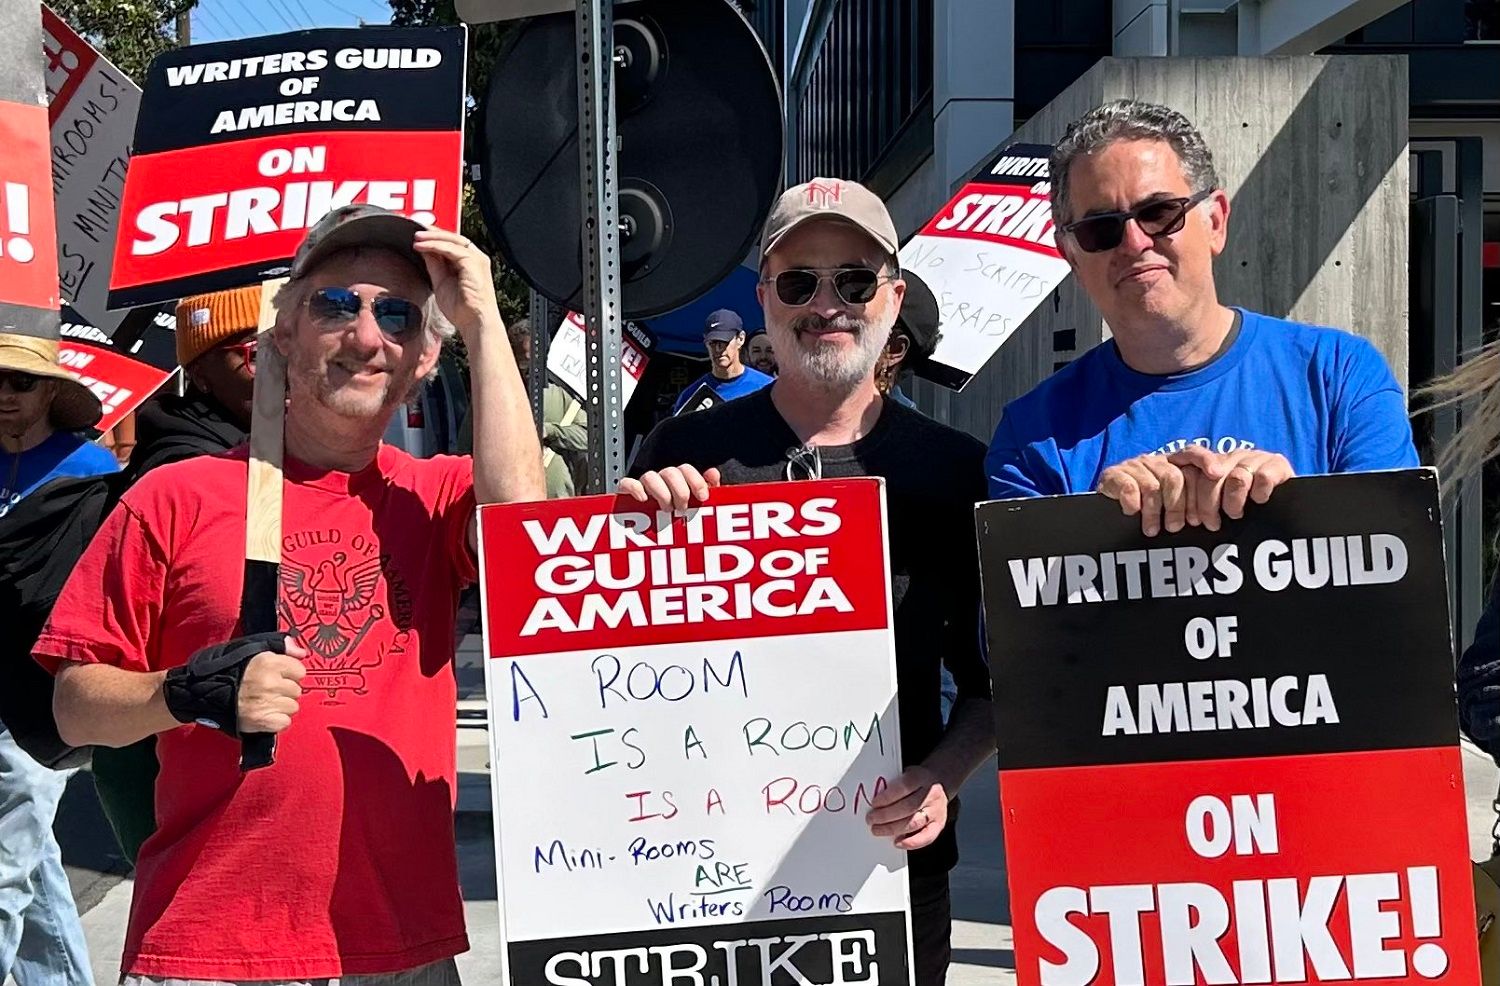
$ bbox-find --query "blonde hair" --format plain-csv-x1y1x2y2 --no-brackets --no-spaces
1420,339,1500,494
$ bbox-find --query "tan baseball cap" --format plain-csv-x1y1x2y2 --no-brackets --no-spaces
759,177,900,262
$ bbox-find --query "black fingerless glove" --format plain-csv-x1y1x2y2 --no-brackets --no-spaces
163,632,287,737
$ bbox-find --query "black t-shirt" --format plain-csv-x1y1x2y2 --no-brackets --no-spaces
631,386,992,875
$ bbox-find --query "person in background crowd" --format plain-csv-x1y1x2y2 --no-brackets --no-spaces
745,328,778,376
91,285,262,867
0,332,107,984
623,178,993,985
508,318,588,498
34,205,544,985
986,99,1417,530
100,410,138,467
670,308,774,414
875,268,941,410
1424,347,1500,762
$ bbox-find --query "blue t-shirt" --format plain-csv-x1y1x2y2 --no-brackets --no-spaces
0,431,119,518
671,366,774,413
985,308,1419,499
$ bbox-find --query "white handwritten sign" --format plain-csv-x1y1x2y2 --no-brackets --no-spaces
42,5,141,335
477,479,912,985
900,142,1071,392
547,310,656,408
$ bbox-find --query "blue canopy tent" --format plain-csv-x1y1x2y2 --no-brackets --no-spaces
638,264,763,354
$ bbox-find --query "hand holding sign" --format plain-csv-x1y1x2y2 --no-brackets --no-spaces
1166,446,1296,530
619,462,722,510
865,764,948,850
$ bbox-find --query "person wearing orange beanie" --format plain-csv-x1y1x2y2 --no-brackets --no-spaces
90,285,264,868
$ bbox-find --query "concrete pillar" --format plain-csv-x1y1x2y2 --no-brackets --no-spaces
933,0,1016,192
1114,0,1170,55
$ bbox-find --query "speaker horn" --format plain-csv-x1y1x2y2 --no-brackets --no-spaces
475,0,784,320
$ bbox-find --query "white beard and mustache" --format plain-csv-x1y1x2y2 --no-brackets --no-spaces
773,313,891,391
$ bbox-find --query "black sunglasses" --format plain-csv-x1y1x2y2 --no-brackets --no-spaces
1061,189,1213,253
0,371,42,394
764,267,893,307
306,287,424,340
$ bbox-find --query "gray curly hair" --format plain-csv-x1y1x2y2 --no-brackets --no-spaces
1050,99,1221,225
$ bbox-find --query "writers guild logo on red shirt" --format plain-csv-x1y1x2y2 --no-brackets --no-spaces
279,532,396,698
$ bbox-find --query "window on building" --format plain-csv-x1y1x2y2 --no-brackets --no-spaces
1468,0,1500,39
795,0,933,189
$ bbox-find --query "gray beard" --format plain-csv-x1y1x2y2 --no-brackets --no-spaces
779,315,890,391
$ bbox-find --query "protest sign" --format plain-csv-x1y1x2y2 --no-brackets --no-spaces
547,309,656,408
899,143,1071,391
107,26,466,309
42,6,140,335
58,304,175,432
478,479,913,985
977,469,1479,985
0,4,61,337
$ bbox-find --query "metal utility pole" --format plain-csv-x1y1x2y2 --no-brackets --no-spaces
526,289,552,439
574,0,625,494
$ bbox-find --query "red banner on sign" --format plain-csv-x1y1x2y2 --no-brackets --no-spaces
109,129,461,300
0,101,61,314
40,6,100,126
1001,748,1479,985
479,480,892,658
916,182,1062,259
57,339,175,432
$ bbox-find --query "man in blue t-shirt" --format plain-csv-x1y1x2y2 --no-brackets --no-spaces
986,100,1417,533
0,337,111,984
671,308,774,414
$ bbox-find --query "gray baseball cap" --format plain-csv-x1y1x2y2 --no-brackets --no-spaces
290,204,429,282
759,177,901,262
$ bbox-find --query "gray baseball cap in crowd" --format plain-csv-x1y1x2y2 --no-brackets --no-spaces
704,308,744,342
290,204,429,282
759,177,901,262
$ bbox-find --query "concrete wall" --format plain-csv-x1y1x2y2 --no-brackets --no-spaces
1114,0,1410,56
912,55,1411,445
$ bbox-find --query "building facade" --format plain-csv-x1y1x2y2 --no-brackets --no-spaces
742,0,1500,641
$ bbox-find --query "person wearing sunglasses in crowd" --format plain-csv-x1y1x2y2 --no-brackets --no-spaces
670,308,774,414
32,204,543,986
986,100,1417,529
622,178,993,985
0,331,110,984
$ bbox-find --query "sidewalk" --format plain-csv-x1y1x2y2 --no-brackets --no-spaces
66,634,1500,985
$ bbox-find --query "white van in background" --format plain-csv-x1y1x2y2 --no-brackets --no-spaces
383,352,470,458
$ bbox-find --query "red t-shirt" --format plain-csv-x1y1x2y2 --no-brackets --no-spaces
34,444,477,980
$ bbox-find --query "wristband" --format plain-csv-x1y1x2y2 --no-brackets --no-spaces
163,632,287,737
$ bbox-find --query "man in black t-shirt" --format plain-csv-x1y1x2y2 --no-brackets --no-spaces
624,177,993,985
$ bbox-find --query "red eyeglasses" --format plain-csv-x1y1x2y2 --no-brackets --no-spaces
223,337,258,373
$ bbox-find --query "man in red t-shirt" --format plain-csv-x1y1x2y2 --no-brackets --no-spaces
33,205,544,985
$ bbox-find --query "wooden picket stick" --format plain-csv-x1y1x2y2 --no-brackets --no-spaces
238,277,288,772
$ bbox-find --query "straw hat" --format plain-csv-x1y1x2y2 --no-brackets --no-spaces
0,333,103,431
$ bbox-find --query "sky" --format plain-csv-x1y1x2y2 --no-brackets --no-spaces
188,0,394,44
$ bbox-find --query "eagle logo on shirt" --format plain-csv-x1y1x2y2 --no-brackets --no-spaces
280,551,385,660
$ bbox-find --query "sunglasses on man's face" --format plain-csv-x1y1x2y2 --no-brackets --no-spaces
764,267,892,308
0,371,42,394
1061,189,1213,254
306,286,424,340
